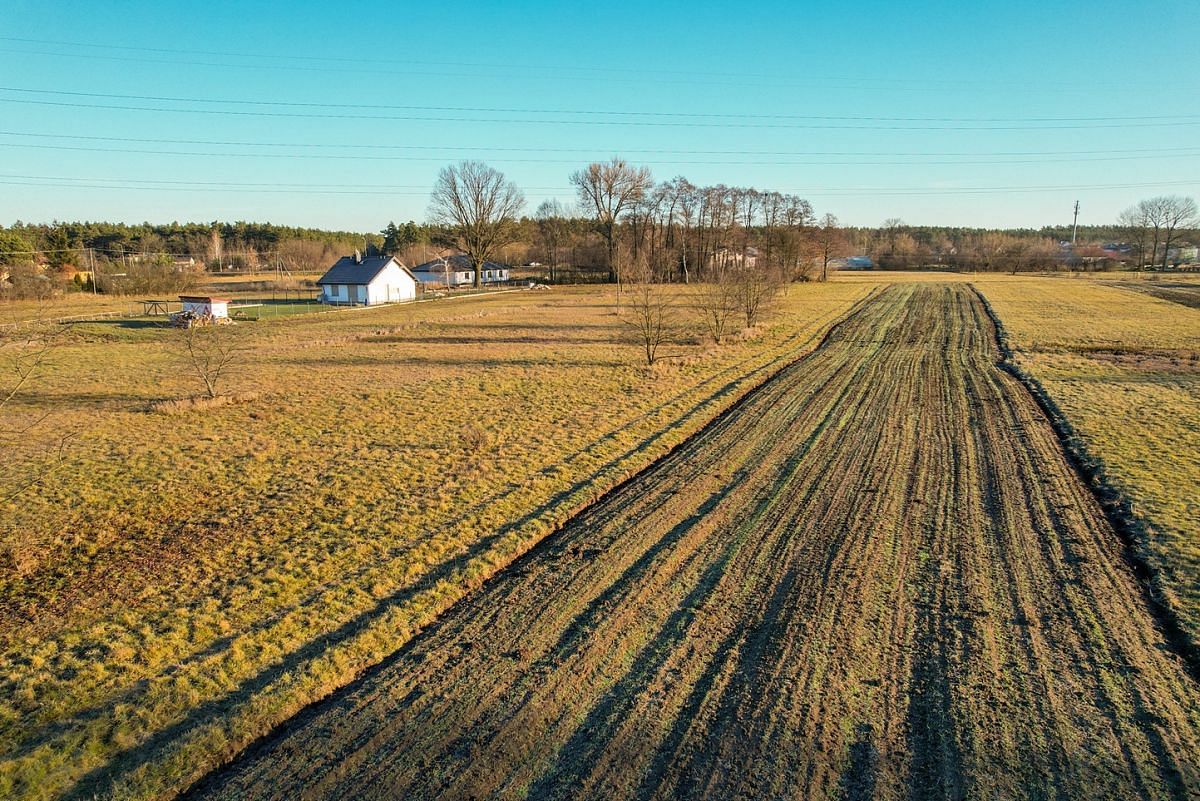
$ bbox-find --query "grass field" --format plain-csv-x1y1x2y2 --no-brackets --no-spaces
4,273,1200,800
188,284,1200,800
0,282,873,801
978,277,1200,645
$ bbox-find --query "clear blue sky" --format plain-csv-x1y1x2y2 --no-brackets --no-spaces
1,0,1197,232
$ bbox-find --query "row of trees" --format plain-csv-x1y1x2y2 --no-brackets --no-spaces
426,159,1199,285
1117,196,1199,269
428,157,849,290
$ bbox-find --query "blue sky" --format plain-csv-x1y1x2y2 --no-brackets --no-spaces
1,0,1197,232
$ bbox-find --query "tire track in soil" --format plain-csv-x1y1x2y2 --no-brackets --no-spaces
185,283,1200,801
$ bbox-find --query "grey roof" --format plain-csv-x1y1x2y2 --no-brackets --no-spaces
412,255,508,273
317,255,413,285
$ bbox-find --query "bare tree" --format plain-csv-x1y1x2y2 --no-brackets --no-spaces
621,280,676,365
430,160,525,289
1117,203,1152,268
534,199,568,282
176,323,241,399
1138,196,1169,268
814,213,847,281
694,267,739,343
1158,195,1199,268
571,158,652,295
734,262,784,328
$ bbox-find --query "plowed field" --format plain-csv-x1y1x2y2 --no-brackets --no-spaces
189,284,1200,800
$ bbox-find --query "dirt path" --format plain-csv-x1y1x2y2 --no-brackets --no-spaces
187,284,1200,801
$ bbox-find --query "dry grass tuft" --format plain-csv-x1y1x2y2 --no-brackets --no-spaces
148,392,262,415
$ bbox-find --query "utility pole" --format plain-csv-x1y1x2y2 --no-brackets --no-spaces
1071,200,1080,244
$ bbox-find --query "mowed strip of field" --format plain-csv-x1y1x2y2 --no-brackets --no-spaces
979,278,1200,646
0,283,874,801
191,283,1200,801
1113,278,1200,310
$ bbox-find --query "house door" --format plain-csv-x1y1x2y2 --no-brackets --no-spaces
356,285,367,304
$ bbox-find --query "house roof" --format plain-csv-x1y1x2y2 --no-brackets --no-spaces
317,255,414,285
412,254,507,273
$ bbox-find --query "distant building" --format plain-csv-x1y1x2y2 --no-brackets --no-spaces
705,246,758,272
411,255,510,288
844,256,876,270
316,253,418,305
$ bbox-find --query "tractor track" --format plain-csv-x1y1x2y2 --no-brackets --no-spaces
185,284,1200,801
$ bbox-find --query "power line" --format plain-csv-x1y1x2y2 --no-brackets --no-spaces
6,140,1200,167
4,130,1197,159
3,173,1195,197
4,91,1200,131
0,37,1118,91
0,173,568,190
2,86,1196,125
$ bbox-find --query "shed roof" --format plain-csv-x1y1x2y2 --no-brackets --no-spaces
317,255,414,285
180,295,232,303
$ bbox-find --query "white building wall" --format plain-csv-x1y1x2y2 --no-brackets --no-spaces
365,263,418,304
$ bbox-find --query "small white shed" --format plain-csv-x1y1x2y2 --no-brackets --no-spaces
317,254,418,306
179,295,231,319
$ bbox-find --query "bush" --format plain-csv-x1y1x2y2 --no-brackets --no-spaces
0,262,63,301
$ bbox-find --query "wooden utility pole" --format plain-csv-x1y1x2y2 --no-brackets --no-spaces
1071,200,1080,244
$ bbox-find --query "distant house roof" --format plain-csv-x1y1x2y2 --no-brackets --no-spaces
317,255,414,285
412,255,507,273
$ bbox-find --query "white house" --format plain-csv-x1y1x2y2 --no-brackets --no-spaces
179,295,230,319
411,255,510,288
317,253,418,305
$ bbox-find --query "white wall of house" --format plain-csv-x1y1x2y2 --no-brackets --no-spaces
414,270,474,288
365,262,418,304
320,264,417,305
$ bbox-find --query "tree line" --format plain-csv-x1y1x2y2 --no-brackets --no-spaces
424,157,849,290
3,160,1197,302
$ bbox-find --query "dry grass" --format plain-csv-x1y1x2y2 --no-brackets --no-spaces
0,282,872,801
191,285,1200,800
979,277,1200,643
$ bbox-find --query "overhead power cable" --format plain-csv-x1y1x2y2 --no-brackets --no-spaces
1,86,1197,125
5,140,1199,167
0,37,1117,91
3,173,1195,197
3,130,1197,159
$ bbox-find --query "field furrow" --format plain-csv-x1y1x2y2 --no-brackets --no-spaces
188,283,1200,800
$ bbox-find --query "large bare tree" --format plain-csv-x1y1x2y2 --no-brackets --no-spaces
1157,195,1198,268
430,160,525,289
534,199,568,282
570,158,652,293
814,213,847,282
1117,203,1153,268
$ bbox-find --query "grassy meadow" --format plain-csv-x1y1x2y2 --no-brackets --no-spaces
978,276,1200,642
0,281,873,801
